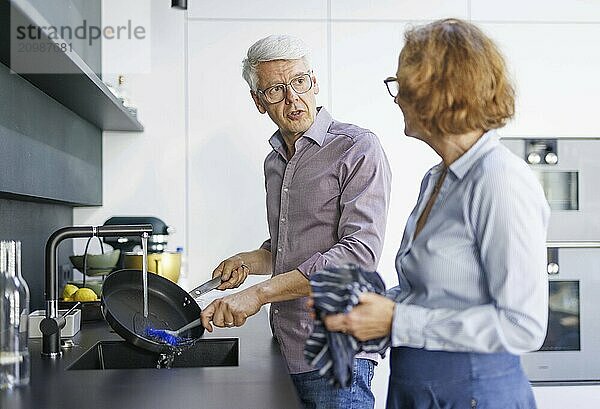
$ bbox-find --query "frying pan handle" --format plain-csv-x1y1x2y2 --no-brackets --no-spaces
187,276,222,299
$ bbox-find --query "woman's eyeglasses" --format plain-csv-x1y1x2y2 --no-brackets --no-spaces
383,77,399,99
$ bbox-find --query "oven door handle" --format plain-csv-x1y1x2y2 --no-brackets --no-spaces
547,241,600,248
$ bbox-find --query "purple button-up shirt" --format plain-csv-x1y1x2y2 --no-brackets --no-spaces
260,107,391,373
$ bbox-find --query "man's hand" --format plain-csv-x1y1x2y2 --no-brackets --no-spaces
322,292,395,341
201,268,309,332
212,255,249,290
200,287,264,332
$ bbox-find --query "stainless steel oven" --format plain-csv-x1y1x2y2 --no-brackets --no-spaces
501,137,600,241
501,138,600,383
521,242,600,384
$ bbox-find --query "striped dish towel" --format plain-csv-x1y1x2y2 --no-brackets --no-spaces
304,264,390,387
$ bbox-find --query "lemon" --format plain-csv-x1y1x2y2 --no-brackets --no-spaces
63,284,79,300
72,288,97,302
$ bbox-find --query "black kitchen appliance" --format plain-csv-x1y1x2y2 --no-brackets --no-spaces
102,216,172,268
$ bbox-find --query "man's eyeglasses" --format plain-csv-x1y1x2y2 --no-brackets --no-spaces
384,77,399,99
257,72,313,104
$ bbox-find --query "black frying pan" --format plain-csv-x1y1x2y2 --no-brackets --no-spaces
101,269,204,353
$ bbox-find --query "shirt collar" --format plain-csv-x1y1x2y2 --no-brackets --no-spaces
448,129,500,180
302,107,331,146
268,107,331,153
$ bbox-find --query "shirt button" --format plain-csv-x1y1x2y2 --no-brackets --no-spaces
281,217,286,222
277,247,282,252
283,187,289,193
274,309,279,314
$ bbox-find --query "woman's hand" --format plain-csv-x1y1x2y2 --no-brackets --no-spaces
322,293,395,341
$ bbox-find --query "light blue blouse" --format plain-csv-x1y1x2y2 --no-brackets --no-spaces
389,130,550,354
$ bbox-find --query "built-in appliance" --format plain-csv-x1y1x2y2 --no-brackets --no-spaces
502,137,600,241
502,137,600,384
102,216,175,272
521,242,600,384
102,216,172,254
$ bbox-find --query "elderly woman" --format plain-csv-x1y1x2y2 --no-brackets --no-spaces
324,19,550,408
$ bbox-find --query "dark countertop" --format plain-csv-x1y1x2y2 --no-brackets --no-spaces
1,307,301,409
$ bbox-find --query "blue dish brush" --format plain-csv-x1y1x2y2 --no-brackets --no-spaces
145,327,182,346
145,317,202,346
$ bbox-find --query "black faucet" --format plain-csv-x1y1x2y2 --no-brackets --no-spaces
41,224,153,358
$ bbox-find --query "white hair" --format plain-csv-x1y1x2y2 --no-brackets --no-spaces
242,34,312,91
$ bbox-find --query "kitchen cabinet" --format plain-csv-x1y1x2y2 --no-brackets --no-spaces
0,0,143,132
0,61,102,206
188,0,326,20
480,22,600,137
330,0,468,20
471,0,600,22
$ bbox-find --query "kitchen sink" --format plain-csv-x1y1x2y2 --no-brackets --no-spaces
67,339,239,370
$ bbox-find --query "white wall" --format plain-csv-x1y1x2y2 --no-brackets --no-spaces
73,1,600,408
74,0,187,257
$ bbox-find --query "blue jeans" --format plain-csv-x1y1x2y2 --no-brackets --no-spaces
291,358,375,409
387,347,537,409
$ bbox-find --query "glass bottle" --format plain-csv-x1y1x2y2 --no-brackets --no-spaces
176,246,189,290
0,241,30,389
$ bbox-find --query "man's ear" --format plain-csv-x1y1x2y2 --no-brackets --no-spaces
312,74,320,95
251,91,267,114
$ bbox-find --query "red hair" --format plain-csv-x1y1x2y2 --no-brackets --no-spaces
397,19,515,137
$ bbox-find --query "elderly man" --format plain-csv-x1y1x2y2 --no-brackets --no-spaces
200,34,391,408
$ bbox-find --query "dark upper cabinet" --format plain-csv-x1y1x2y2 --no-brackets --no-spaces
0,0,143,132
0,62,103,206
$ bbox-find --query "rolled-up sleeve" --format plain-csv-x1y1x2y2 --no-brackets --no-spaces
297,133,391,277
260,238,272,253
